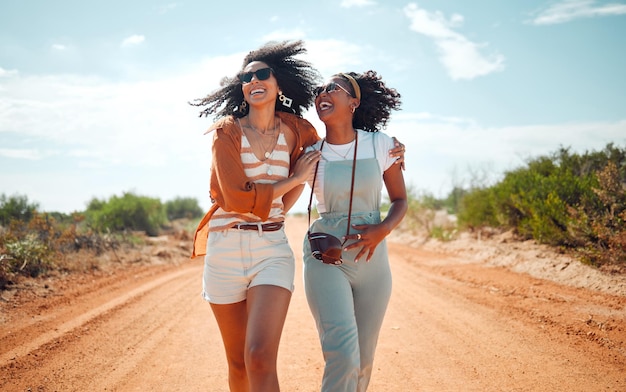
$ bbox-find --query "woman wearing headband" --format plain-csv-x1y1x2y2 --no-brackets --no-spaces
303,70,407,391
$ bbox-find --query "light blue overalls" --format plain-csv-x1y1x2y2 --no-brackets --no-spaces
303,136,392,392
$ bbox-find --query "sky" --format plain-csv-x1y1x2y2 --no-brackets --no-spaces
1,0,625,214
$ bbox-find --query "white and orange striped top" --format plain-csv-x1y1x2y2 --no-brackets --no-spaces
208,122,289,231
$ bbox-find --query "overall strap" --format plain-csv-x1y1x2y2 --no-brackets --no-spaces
307,140,324,231
307,132,359,242
344,132,358,243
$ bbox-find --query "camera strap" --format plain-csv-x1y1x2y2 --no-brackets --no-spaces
307,131,358,244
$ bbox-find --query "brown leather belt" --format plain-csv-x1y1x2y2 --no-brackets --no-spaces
234,222,284,232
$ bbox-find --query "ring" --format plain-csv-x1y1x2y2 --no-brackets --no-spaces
357,234,362,240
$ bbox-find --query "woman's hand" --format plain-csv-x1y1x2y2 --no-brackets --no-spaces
342,222,390,263
273,150,321,201
292,150,321,184
390,137,406,170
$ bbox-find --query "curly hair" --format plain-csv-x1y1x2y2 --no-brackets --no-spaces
190,40,321,120
336,70,402,132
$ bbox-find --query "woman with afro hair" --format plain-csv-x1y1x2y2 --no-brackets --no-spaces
302,71,407,391
190,40,323,392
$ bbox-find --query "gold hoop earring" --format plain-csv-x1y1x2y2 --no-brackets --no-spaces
278,91,293,108
239,100,247,111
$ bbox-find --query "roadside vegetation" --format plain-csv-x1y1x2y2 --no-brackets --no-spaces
402,143,625,270
0,193,203,290
2,143,624,290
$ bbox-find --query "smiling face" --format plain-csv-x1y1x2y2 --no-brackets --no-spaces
241,61,279,109
315,77,357,123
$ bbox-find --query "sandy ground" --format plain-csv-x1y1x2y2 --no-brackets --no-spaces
1,215,625,391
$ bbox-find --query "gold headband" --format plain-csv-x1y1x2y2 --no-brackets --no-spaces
340,73,361,101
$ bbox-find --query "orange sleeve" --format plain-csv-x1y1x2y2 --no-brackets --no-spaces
191,204,218,259
190,117,274,259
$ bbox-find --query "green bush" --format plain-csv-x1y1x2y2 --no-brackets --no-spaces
400,186,458,240
456,143,626,267
0,194,39,226
0,214,58,290
457,187,499,230
165,197,204,220
570,161,626,265
402,186,435,233
3,233,53,278
443,186,467,215
85,192,168,236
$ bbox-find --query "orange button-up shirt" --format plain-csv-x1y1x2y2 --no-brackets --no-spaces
191,111,320,258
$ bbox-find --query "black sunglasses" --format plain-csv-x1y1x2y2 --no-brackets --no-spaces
239,67,273,83
314,82,353,97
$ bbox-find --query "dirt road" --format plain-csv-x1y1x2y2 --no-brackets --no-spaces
1,216,625,391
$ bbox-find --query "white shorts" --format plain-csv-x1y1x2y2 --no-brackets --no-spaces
202,227,295,304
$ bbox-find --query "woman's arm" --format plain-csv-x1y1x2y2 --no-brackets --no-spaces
345,163,407,262
380,164,408,235
272,150,320,200
282,184,305,213
280,114,322,213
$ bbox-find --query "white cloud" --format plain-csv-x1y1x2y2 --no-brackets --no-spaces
0,67,18,77
0,54,246,169
51,44,67,51
121,34,145,48
531,0,626,25
305,39,365,76
0,148,45,160
340,0,376,8
0,54,253,212
403,3,505,80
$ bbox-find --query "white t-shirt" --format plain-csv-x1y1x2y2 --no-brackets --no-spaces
305,129,397,213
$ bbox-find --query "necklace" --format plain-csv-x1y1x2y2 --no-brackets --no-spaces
323,132,356,159
245,118,280,160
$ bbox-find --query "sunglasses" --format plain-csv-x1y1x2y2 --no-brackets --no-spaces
314,82,353,97
239,67,273,83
